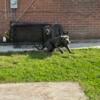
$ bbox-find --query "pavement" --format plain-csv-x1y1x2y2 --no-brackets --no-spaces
0,82,88,100
70,42,100,49
0,42,100,53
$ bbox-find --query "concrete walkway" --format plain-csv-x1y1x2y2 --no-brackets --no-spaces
0,42,100,53
0,82,88,100
70,42,100,49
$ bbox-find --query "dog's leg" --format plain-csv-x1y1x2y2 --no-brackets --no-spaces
65,45,72,53
47,43,55,53
58,47,64,54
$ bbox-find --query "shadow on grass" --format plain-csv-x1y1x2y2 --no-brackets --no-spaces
0,51,51,59
27,51,52,59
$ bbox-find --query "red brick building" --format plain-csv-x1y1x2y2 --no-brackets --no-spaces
0,0,100,41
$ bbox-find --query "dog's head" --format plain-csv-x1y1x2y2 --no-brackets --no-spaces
60,35,71,44
44,25,51,35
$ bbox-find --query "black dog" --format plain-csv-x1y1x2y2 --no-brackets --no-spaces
35,24,72,53
43,34,72,53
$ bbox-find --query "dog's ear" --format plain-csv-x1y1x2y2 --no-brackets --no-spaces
66,32,69,35
64,32,69,35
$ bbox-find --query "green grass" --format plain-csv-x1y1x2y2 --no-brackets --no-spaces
0,48,100,100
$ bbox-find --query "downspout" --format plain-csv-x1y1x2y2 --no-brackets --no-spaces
12,9,16,22
5,0,7,20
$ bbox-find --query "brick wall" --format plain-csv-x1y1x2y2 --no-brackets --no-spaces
0,0,100,41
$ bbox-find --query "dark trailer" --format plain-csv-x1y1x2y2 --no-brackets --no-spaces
10,22,64,45
10,23,50,44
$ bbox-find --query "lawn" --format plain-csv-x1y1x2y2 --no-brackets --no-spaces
0,48,100,100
